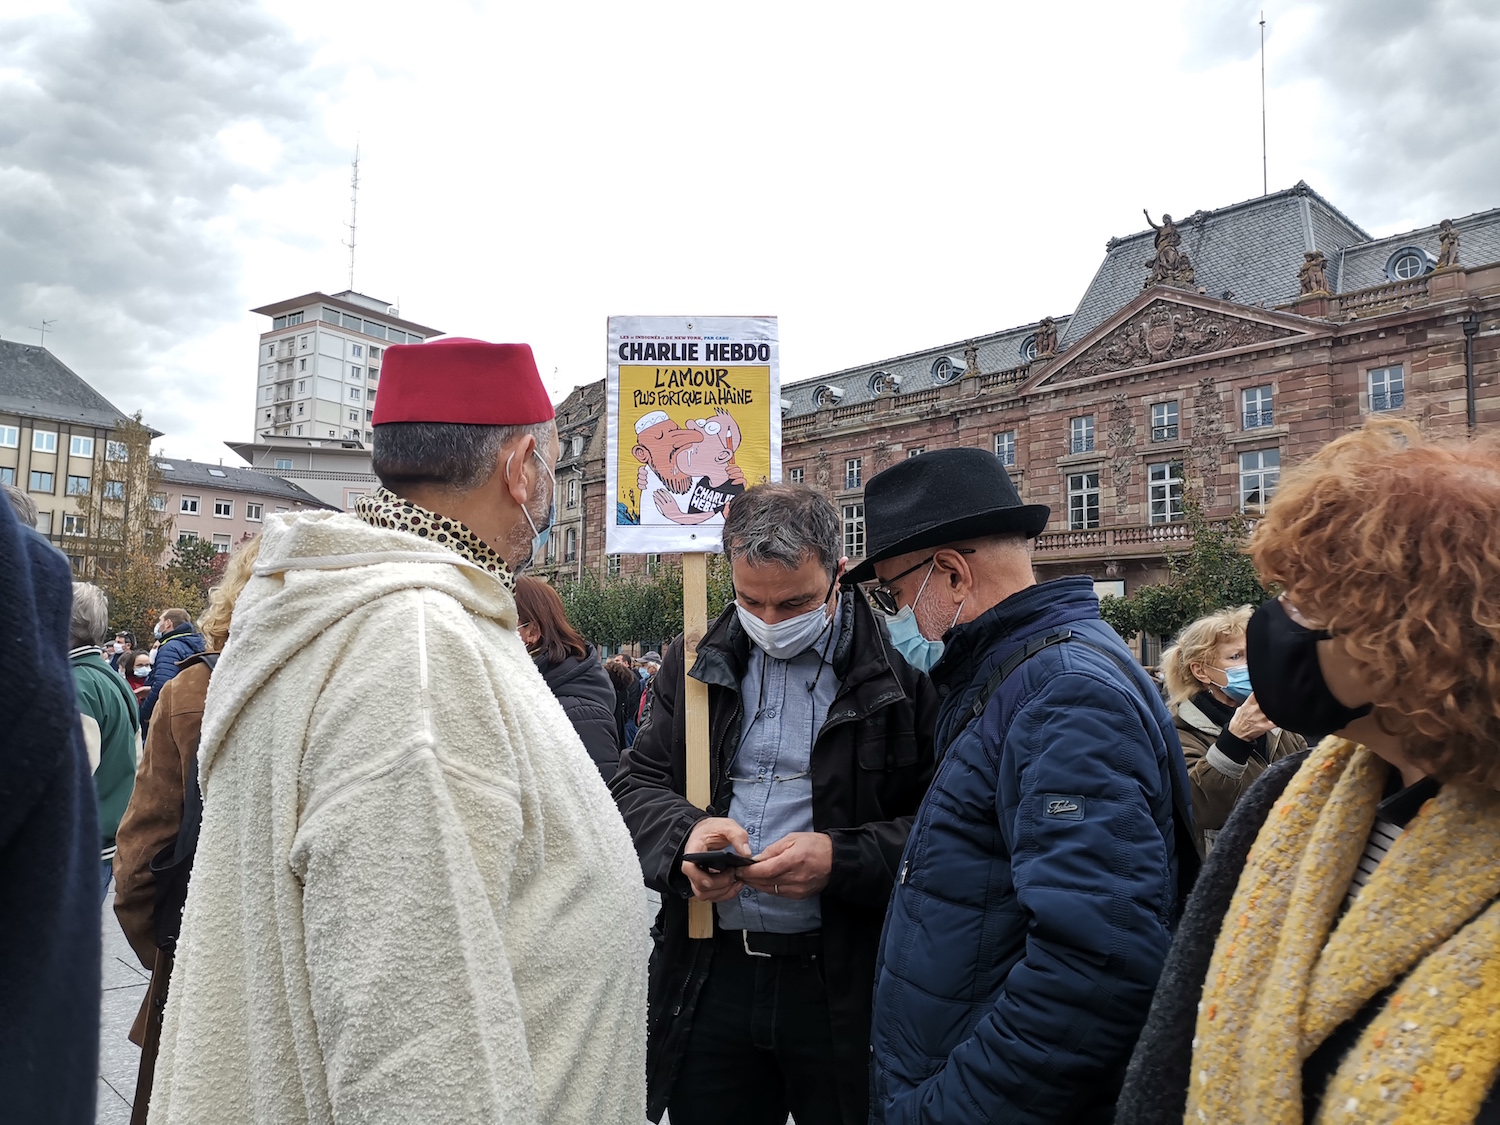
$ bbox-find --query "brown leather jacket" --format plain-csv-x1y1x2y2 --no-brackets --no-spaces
1173,694,1305,857
112,656,211,1042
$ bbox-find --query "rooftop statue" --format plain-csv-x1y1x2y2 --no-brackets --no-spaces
1298,250,1330,296
1143,210,1196,289
1436,218,1460,269
1034,316,1058,358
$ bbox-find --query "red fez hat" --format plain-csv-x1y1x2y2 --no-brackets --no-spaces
372,338,555,426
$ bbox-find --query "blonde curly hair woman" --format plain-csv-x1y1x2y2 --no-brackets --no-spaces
1161,606,1306,857
1119,418,1500,1124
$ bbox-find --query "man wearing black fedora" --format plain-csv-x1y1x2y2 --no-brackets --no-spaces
850,447,1198,1124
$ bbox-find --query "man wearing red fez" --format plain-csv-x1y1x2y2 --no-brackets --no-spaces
150,339,648,1124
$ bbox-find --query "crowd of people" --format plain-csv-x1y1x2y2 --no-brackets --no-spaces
2,337,1497,1125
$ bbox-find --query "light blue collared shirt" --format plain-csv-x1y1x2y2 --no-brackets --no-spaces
716,597,845,934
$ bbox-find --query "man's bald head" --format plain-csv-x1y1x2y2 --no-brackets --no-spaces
871,534,1036,642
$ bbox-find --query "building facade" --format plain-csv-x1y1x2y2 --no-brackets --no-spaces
535,183,1500,640
0,340,162,566
156,458,332,555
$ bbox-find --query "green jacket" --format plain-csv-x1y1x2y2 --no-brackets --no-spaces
70,648,141,855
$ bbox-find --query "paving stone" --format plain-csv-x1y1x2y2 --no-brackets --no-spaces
99,984,145,1098
96,1075,132,1125
102,953,149,991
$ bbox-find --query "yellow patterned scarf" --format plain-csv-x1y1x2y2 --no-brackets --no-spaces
1187,738,1500,1125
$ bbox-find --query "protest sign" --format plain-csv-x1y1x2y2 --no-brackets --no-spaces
605,315,780,556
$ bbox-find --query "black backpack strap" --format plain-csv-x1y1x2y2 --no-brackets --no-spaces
965,627,1077,729
958,627,1202,905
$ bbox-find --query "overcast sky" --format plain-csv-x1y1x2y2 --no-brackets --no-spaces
2,0,1497,464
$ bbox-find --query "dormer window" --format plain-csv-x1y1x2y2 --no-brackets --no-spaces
931,356,959,383
1385,246,1434,282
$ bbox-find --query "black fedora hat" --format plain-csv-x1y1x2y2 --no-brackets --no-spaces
843,447,1050,585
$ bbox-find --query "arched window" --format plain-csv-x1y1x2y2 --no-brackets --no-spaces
931,357,958,383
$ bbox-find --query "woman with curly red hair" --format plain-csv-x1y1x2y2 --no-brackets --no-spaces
1118,418,1500,1125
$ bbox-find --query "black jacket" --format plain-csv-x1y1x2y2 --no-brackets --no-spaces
0,499,101,1124
611,592,940,1124
539,644,620,784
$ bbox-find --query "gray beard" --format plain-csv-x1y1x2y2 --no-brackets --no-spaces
503,488,550,572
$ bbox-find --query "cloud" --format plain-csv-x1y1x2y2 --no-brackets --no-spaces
0,0,342,444
1277,0,1500,225
1179,0,1267,68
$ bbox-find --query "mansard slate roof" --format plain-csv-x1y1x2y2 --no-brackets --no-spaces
157,458,333,508
781,316,1068,416
780,180,1500,422
553,380,607,469
1059,181,1370,346
1332,206,1500,292
0,340,151,431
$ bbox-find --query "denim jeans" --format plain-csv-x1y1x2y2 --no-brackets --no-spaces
100,858,113,904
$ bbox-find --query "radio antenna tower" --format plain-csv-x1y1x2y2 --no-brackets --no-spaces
29,318,56,346
1260,11,1268,196
342,144,360,290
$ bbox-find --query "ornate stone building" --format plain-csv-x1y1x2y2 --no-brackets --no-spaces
535,182,1500,653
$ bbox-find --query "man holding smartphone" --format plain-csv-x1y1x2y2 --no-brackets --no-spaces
613,484,939,1125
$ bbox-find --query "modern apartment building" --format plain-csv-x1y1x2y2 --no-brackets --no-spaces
248,289,442,445
237,289,443,510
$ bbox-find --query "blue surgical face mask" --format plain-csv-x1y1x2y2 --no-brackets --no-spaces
510,446,556,570
884,562,963,675
1213,663,1253,703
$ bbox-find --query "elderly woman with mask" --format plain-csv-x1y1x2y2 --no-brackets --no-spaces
1118,418,1500,1125
1161,606,1305,857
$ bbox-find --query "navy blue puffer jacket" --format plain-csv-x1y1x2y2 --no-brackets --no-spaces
869,577,1195,1123
139,621,205,732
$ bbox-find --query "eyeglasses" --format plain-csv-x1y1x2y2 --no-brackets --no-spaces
865,548,974,616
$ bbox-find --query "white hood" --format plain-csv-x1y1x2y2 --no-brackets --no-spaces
201,510,514,779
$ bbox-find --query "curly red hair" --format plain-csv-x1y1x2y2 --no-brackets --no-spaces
1250,419,1500,785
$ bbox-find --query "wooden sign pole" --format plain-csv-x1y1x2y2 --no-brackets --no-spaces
681,552,714,939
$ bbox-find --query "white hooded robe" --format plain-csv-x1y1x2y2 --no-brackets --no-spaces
149,511,647,1125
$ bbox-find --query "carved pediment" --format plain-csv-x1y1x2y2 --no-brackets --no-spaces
1037,297,1308,386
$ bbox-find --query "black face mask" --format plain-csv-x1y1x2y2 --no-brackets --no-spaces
1246,598,1373,743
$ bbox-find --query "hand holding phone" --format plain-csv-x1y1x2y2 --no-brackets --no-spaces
680,816,752,903
682,846,757,872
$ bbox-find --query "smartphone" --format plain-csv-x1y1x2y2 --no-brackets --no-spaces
682,846,757,871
